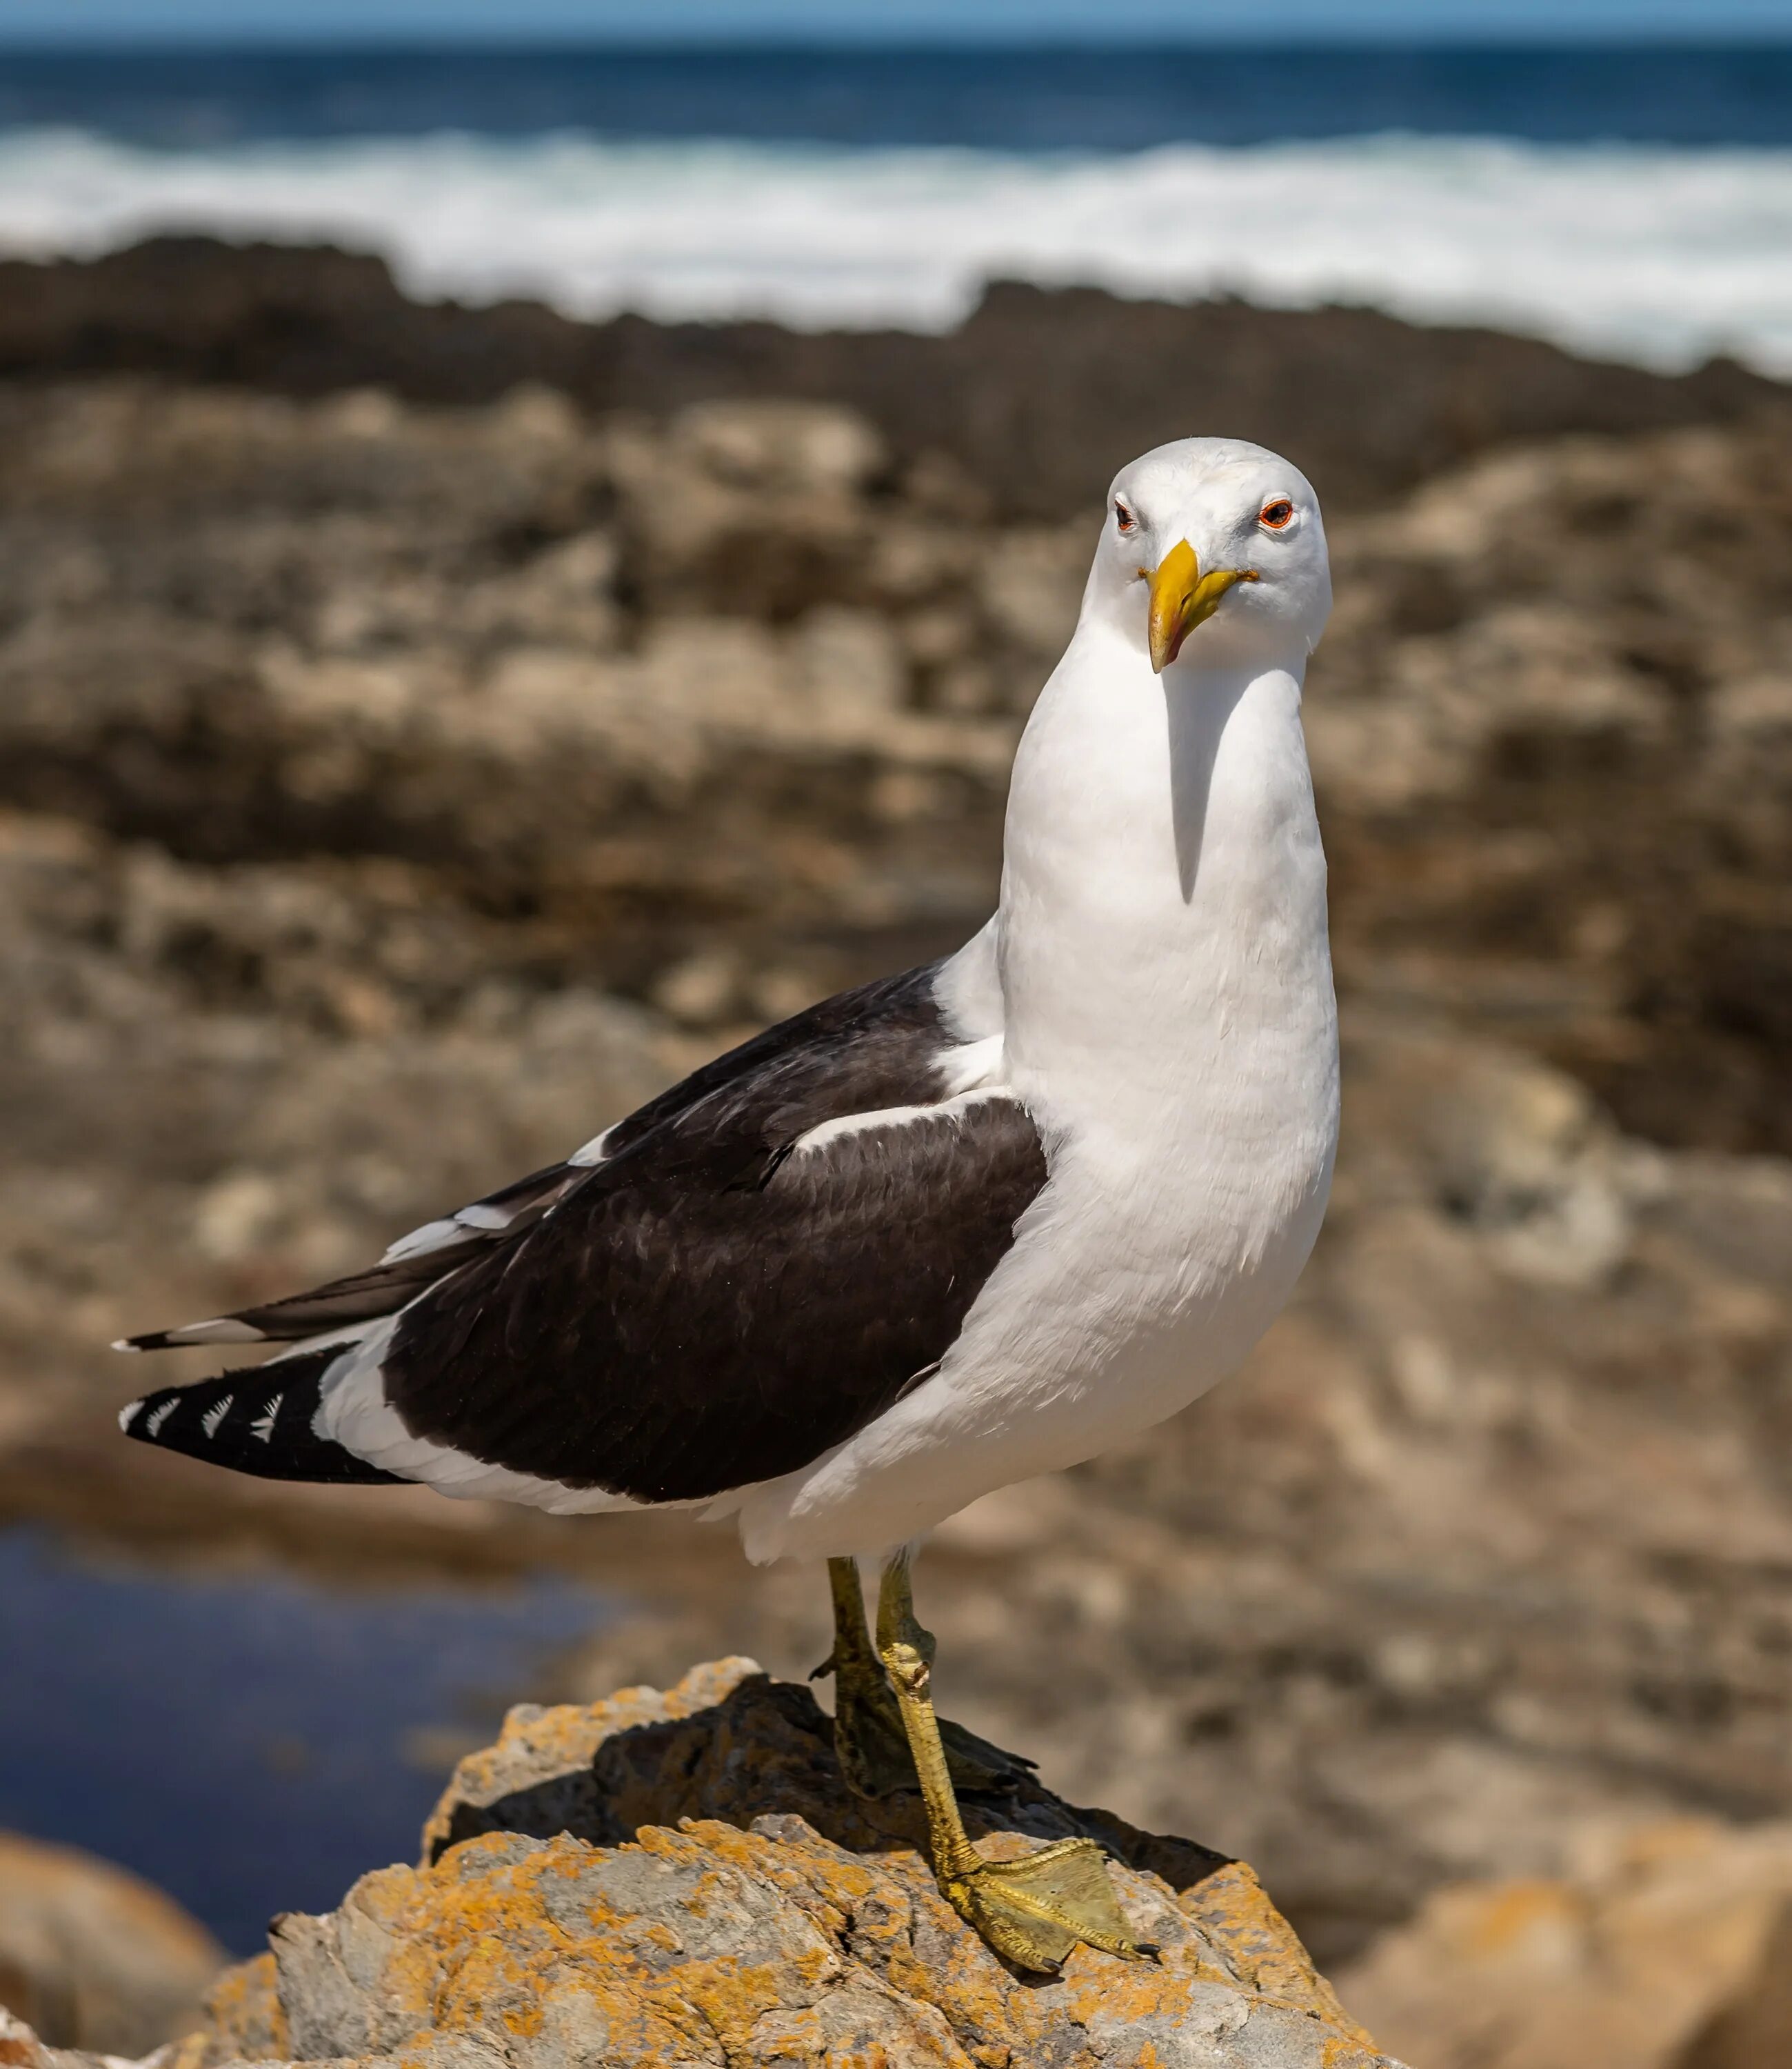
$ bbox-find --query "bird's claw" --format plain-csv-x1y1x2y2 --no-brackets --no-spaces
943,1836,1158,1973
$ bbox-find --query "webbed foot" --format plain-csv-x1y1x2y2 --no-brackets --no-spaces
868,1552,1157,1974
940,1835,1158,1972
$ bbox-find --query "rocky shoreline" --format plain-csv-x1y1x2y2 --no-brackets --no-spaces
4,1659,1405,2069
8,1662,1791,2068
1,244,1789,2061
2,239,1782,517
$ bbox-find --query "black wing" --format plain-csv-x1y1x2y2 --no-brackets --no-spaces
119,960,1046,1503
382,1088,1044,1503
120,1353,406,1486
120,961,958,1352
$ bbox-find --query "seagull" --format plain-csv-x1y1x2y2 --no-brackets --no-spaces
116,437,1338,1973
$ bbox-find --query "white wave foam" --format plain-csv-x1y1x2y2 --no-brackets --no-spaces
1,126,1789,374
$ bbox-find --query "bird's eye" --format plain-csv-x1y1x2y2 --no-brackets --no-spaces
1114,501,1136,534
1258,499,1296,530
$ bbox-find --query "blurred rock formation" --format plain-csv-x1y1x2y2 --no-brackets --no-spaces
1339,1817,1792,2069
0,1832,221,2055
0,239,1780,514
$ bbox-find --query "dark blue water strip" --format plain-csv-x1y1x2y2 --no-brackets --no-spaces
0,43,1789,150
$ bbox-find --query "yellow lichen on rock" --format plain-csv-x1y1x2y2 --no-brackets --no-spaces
190,1659,1401,2069
199,1952,289,2065
419,1656,763,1865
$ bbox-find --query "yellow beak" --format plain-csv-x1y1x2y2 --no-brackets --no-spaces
1147,539,1257,672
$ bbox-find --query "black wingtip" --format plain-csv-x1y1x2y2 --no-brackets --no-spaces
117,1360,408,1487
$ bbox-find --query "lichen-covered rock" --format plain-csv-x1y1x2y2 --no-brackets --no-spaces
194,1659,1400,2069
0,2005,213,2069
0,2006,107,2069
200,1954,290,2066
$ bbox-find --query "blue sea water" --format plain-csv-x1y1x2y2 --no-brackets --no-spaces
0,42,1789,369
0,42,1789,150
0,1530,607,1952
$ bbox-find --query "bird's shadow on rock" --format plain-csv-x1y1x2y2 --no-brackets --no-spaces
427,1669,1229,1899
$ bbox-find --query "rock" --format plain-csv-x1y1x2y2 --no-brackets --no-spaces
0,2006,210,2069
0,1830,223,2055
185,1658,1398,2069
1336,1818,1792,2069
1311,415,1792,1158
3,374,1790,1147
0,2006,112,2069
0,239,1782,517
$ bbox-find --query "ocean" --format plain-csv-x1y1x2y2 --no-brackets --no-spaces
0,41,1789,372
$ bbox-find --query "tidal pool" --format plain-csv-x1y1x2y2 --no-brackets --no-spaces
0,1528,609,1951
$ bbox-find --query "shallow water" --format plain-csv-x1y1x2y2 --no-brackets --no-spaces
0,1529,610,1952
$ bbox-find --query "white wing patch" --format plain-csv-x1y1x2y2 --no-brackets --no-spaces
380,1203,526,1265
199,1395,233,1439
937,1034,1006,1096
145,1399,177,1438
250,1393,283,1442
567,1125,612,1168
379,1169,589,1265
380,1217,466,1265
788,1086,1016,1158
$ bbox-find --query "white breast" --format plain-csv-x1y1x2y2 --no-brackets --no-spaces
738,623,1340,1563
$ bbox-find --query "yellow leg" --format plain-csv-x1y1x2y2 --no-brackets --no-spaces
876,1551,1156,1973
817,1555,916,1799
815,1556,1030,1800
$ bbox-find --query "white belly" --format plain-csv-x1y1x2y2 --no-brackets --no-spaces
737,640,1340,1563
737,1062,1335,1563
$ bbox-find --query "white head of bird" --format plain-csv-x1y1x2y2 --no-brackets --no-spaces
1084,436,1331,676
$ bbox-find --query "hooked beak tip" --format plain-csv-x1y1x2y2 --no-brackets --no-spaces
1147,546,1258,671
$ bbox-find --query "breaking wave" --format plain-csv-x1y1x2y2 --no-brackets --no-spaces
3,125,1790,374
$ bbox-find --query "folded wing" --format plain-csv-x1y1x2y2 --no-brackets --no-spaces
118,960,1045,1509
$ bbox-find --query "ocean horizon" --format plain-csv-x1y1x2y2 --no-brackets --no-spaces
1,41,1789,374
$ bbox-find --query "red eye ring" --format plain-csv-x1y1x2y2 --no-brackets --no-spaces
1114,501,1136,533
1258,499,1296,530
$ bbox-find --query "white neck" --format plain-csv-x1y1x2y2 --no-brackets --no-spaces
986,615,1335,1132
